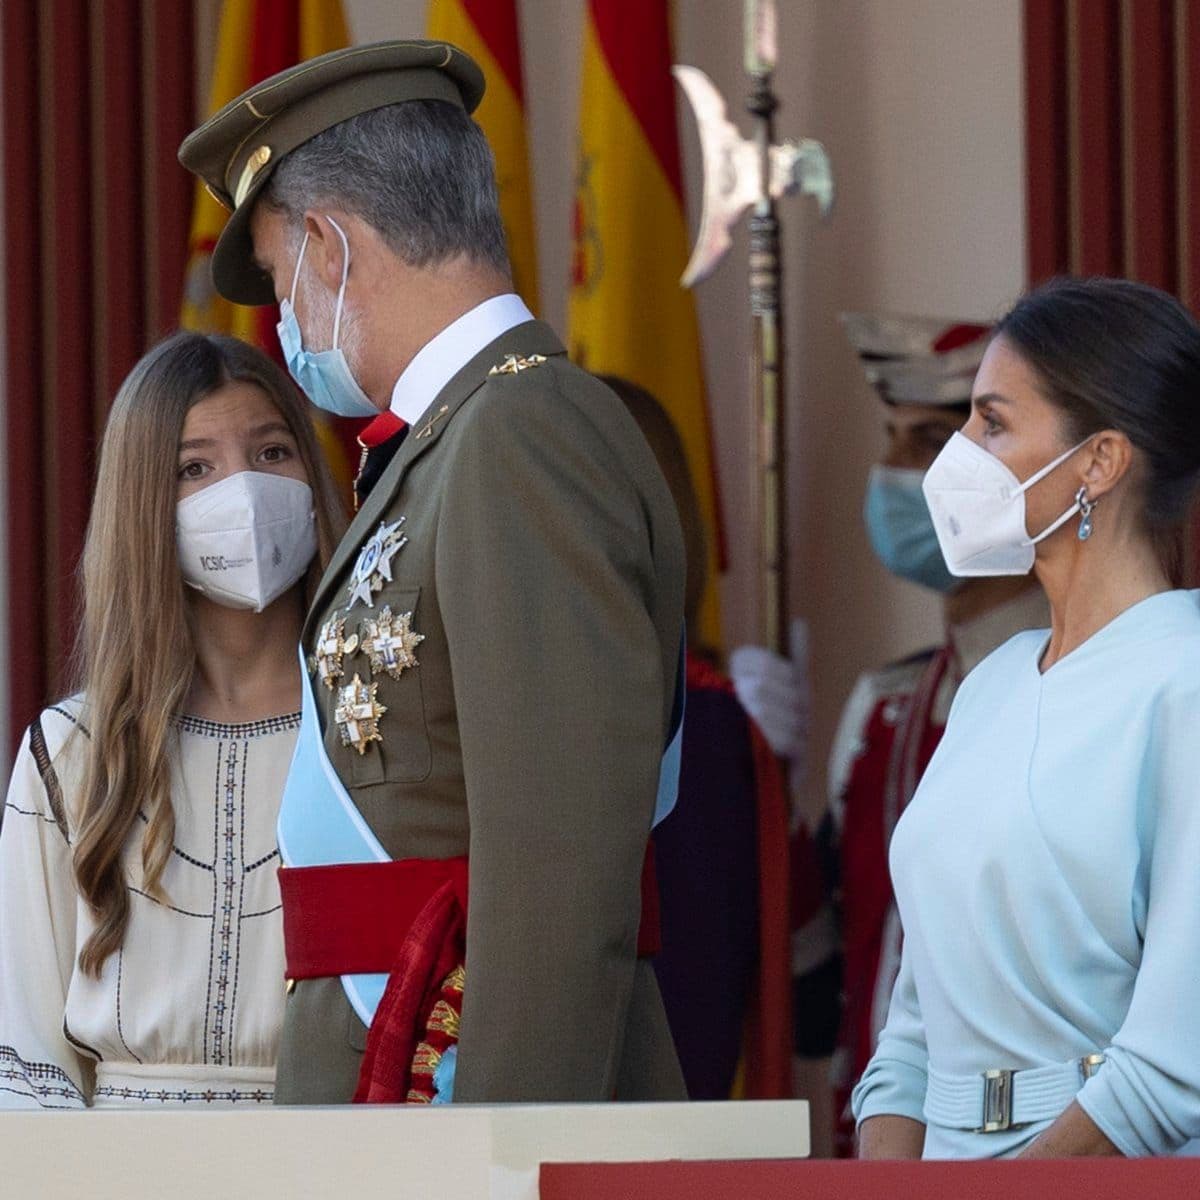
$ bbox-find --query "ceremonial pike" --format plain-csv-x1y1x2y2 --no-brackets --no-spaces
674,0,833,654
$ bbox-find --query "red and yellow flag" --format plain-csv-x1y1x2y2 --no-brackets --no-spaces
426,0,540,312
567,1,723,651
181,0,355,491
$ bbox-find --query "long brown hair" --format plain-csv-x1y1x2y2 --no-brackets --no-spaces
72,331,346,976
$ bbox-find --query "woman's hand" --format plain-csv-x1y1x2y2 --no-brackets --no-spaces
857,1115,926,1159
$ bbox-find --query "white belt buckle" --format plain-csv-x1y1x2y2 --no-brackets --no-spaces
976,1068,1014,1133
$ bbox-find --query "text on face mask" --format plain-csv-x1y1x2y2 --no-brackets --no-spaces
199,555,255,572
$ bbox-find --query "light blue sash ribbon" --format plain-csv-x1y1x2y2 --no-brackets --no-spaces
277,648,390,1028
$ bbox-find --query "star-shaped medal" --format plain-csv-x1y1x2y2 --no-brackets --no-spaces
313,616,359,690
333,674,387,756
360,606,425,680
346,517,408,611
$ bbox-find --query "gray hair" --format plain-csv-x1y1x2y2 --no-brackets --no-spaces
263,100,509,274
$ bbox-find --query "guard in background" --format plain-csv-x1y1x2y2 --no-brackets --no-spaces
179,41,688,1105
734,314,1048,1152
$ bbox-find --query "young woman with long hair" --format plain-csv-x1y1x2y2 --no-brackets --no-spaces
0,332,345,1108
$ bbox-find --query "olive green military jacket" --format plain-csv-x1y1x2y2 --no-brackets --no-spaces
275,320,688,1104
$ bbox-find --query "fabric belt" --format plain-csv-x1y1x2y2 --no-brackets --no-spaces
280,845,662,980
925,1054,1107,1132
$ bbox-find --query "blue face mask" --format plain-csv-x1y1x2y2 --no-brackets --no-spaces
276,217,378,419
863,465,959,594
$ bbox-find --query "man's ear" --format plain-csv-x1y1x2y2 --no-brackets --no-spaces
301,211,349,293
1082,429,1134,501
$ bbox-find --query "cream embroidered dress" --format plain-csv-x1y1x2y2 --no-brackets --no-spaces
0,700,298,1108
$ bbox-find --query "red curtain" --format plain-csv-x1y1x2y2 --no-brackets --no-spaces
1025,0,1200,577
2,1,196,753
1025,0,1186,288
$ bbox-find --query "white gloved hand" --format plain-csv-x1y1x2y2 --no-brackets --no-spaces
729,617,811,763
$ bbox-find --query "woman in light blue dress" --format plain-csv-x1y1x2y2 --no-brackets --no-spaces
853,277,1200,1159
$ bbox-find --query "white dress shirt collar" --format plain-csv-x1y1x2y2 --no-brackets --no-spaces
388,293,535,425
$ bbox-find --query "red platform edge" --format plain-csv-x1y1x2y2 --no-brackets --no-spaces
539,1157,1200,1200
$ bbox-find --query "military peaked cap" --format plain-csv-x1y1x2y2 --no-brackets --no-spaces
178,40,486,306
840,312,992,408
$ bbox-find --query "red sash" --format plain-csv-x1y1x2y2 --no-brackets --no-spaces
279,847,661,1103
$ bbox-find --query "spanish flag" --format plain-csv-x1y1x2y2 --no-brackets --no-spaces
426,0,540,313
567,0,723,652
181,0,356,491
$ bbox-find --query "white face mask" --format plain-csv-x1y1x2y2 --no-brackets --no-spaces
176,471,318,611
921,431,1091,576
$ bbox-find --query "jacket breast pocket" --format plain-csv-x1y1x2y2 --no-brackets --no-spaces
347,586,433,788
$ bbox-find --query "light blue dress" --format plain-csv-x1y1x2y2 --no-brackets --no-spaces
852,589,1200,1158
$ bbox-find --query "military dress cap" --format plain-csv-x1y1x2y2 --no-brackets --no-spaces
178,40,486,306
840,312,992,407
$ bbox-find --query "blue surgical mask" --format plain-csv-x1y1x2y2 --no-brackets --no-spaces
276,217,378,418
863,465,959,594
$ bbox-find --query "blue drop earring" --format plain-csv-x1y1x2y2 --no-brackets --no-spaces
1076,487,1095,541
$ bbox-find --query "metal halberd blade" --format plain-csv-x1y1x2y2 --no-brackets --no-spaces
673,65,834,287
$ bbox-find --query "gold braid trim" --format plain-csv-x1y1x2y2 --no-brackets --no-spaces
405,963,467,1104
426,998,461,1039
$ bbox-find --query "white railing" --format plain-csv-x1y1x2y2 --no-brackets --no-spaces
2,1099,810,1200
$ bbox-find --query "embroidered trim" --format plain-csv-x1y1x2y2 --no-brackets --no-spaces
0,1044,86,1105
209,741,240,1065
28,717,69,842
228,745,251,1054
93,1084,272,1105
4,802,60,824
243,848,280,873
62,1022,102,1063
0,1085,79,1109
129,887,211,918
174,712,301,739
48,704,90,737
115,949,143,1065
135,811,214,872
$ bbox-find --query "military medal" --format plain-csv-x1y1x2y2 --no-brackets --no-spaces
334,674,387,755
489,353,547,376
313,616,359,690
347,517,408,611
360,606,424,680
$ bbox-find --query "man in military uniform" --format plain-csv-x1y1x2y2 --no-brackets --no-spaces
179,41,687,1105
733,314,1049,1151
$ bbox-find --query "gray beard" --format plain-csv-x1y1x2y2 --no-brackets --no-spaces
299,276,367,382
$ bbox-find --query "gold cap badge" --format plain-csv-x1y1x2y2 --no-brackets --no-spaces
233,144,272,208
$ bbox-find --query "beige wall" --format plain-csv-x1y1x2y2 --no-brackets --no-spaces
784,1,1027,810
200,0,1028,814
